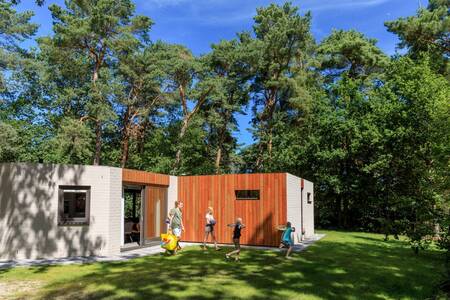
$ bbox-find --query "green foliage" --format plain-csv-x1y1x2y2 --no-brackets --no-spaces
1,0,450,263
385,0,449,77
317,29,388,80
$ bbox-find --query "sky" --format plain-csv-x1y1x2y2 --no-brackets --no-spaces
17,0,423,146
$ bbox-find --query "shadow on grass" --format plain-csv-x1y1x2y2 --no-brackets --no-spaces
24,234,444,300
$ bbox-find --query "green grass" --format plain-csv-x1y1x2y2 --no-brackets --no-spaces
0,231,445,300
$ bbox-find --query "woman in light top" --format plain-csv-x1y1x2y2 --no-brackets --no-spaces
202,207,220,250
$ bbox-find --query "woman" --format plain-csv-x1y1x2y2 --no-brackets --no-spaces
202,207,220,250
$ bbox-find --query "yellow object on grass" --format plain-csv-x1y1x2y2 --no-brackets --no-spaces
161,233,178,251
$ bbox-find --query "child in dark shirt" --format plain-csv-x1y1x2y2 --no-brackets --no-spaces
225,217,245,261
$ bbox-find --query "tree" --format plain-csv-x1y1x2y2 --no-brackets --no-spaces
203,38,250,173
317,29,388,81
0,0,38,93
385,0,449,78
248,2,313,170
115,42,168,168
46,0,152,165
161,45,217,173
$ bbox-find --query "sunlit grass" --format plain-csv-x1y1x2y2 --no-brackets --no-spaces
0,231,445,300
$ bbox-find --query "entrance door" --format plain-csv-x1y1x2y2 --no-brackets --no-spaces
144,186,168,244
123,187,143,248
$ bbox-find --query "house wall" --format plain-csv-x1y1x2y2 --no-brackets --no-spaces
0,163,122,260
178,173,287,247
302,179,315,238
167,176,178,217
286,173,303,243
122,168,169,186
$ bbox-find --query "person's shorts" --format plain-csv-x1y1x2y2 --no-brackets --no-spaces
173,227,182,238
205,225,214,233
281,240,293,248
233,238,241,250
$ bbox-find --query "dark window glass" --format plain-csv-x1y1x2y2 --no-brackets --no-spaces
59,186,90,225
235,190,260,200
307,192,312,204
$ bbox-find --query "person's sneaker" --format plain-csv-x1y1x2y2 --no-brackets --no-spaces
225,254,230,260
286,256,293,260
235,257,240,262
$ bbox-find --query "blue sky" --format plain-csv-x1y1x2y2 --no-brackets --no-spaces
17,0,423,146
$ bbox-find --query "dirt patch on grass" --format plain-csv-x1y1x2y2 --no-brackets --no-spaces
0,280,44,300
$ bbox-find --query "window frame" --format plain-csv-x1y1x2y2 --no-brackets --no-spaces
58,185,91,226
235,190,260,200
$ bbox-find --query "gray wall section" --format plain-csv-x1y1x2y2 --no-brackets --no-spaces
167,176,178,217
286,173,315,241
0,163,122,260
286,173,303,243
302,179,315,238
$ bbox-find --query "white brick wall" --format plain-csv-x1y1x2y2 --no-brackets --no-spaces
0,163,121,260
286,173,302,243
108,167,122,256
302,179,314,238
167,176,178,217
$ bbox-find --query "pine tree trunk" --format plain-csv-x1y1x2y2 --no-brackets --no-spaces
215,147,222,174
174,118,190,171
120,108,131,168
120,128,130,168
93,120,102,165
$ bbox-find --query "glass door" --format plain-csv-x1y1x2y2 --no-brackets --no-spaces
123,186,143,248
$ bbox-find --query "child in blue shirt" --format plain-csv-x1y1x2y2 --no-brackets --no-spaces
277,222,295,259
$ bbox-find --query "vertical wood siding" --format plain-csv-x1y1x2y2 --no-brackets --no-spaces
122,169,170,186
145,186,168,239
178,173,287,247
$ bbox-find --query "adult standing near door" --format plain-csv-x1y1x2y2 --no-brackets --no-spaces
169,201,184,252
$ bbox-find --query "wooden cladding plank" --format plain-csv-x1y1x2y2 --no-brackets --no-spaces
145,186,168,239
122,169,169,186
178,173,287,247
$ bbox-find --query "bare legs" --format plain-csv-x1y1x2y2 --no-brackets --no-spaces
203,230,220,250
279,243,293,259
226,239,241,261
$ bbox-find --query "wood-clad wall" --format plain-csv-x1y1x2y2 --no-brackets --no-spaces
122,169,170,186
178,173,287,247
145,186,168,240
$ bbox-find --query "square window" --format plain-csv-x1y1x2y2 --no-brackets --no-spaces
58,186,90,225
307,192,312,204
235,190,260,200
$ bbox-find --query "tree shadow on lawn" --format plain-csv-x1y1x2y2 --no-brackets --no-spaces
28,237,444,300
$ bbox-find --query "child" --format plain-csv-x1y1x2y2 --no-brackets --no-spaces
225,218,245,261
277,222,295,259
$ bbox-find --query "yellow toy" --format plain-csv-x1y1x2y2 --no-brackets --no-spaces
161,232,178,251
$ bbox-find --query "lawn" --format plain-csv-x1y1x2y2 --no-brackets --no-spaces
0,231,445,300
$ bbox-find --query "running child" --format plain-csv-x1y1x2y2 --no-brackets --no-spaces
225,217,245,261
277,222,295,259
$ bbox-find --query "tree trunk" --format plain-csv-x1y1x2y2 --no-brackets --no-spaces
120,108,131,168
174,117,190,171
93,120,102,165
215,147,222,174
